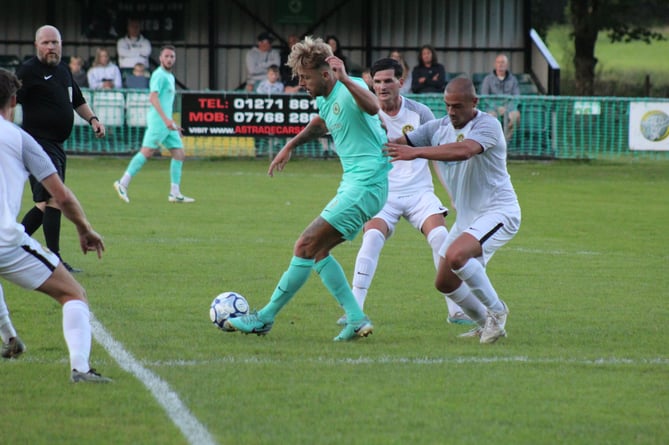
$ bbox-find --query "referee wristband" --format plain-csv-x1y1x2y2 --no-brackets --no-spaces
88,116,99,125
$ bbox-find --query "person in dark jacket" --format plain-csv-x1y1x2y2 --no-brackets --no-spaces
411,45,446,94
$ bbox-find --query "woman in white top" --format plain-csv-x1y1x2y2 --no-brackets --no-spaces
87,48,122,89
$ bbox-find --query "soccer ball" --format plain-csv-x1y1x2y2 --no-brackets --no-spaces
209,292,249,331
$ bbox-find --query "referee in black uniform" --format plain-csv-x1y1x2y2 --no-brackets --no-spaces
18,25,106,273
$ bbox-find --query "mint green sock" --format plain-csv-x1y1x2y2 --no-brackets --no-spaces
314,255,365,322
259,256,314,321
170,159,183,185
126,152,147,177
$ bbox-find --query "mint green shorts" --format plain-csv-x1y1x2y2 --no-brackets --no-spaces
321,180,388,241
141,124,183,149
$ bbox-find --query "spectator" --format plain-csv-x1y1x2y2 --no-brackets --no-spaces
87,47,122,89
389,49,412,95
68,55,88,88
256,65,284,95
117,17,152,70
245,32,280,92
410,44,446,94
480,53,521,141
124,62,150,89
280,33,302,93
325,35,348,70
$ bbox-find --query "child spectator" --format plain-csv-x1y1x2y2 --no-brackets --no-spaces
124,62,150,89
256,65,284,94
68,55,88,88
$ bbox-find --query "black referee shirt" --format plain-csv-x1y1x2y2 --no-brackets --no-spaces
17,57,87,143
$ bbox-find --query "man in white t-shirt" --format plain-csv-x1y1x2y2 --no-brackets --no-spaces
386,77,521,344
337,58,482,327
0,68,111,382
117,17,152,70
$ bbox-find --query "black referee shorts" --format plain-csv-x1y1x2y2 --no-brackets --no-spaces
29,139,66,203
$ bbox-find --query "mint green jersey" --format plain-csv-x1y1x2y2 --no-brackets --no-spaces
317,78,390,186
147,67,175,128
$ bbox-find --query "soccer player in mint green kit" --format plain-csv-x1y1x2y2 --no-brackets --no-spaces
113,45,194,204
228,36,390,341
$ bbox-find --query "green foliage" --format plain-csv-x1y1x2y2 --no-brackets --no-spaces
547,25,669,96
2,157,668,444
565,0,668,95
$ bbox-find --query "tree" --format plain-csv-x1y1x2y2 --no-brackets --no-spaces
568,0,665,95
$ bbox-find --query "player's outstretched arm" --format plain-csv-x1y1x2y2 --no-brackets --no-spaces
269,116,328,176
385,139,483,163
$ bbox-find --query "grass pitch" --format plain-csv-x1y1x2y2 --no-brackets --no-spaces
1,157,668,445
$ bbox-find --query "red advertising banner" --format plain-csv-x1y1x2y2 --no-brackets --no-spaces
181,92,319,137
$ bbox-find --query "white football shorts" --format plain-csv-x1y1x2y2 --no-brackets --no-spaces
0,233,59,290
372,191,448,237
440,210,521,266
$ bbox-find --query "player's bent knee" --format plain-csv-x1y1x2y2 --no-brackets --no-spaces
444,249,469,271
293,235,320,259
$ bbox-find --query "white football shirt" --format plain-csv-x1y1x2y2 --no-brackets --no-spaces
406,110,520,228
380,96,435,195
0,115,56,245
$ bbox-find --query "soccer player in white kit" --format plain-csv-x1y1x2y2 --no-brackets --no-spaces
386,77,521,344
0,68,111,381
338,58,478,326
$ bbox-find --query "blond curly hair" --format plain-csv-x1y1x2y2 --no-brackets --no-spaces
286,36,333,77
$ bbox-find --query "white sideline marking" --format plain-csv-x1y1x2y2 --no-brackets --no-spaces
90,314,217,445
142,355,669,367
15,355,668,367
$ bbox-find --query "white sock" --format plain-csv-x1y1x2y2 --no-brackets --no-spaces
62,300,92,372
426,226,464,316
351,228,386,309
120,172,132,188
170,183,180,195
452,258,505,313
444,282,488,327
426,225,449,269
0,286,17,343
